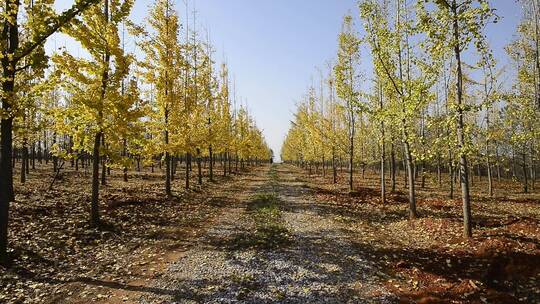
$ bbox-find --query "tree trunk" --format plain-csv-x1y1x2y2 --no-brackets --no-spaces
332,147,337,184
530,144,536,190
487,155,493,197
403,140,417,219
185,152,191,189
452,1,472,238
512,148,517,179
31,143,35,170
522,150,528,193
322,155,326,178
228,152,232,174
390,141,396,192
379,85,386,203
495,145,501,181
209,145,214,182
123,138,128,182
21,140,28,184
223,152,227,176
437,154,442,188
0,115,13,264
91,132,102,227
380,138,386,204
197,148,202,185
349,135,354,192
420,160,426,189
100,135,106,186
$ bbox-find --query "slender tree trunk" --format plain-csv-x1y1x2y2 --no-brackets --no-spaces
391,141,396,192
171,155,176,181
322,154,326,178
21,140,28,184
185,152,191,189
228,152,232,174
495,145,501,181
52,133,58,173
452,1,472,238
209,145,214,181
437,154,442,188
100,135,106,186
165,132,171,197
380,138,386,204
379,85,386,203
512,147,517,179
395,0,416,218
165,151,172,198
44,130,49,165
403,139,417,219
523,149,529,193
470,162,474,187
223,152,228,176
487,155,493,197
31,143,35,170
332,147,337,184
349,137,354,192
91,132,102,227
484,124,493,195
123,138,128,182
420,160,426,189
197,148,202,185
535,0,540,110
530,143,536,190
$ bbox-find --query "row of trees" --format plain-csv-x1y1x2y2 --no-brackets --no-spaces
281,0,539,238
0,0,271,264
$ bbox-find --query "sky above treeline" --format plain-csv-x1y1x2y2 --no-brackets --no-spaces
49,0,522,161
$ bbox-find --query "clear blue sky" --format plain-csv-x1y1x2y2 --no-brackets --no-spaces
51,0,521,161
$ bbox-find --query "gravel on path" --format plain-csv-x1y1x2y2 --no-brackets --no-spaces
140,165,396,304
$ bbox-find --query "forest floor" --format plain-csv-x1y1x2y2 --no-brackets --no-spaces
1,163,539,303
307,166,540,303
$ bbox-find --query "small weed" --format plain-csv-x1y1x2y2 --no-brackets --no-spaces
238,192,290,249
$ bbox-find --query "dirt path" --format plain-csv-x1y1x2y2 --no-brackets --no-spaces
137,164,395,303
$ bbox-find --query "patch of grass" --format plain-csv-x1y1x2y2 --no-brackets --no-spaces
268,165,279,188
239,192,290,249
250,193,290,247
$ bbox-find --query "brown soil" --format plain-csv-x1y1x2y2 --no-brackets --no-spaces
302,168,540,304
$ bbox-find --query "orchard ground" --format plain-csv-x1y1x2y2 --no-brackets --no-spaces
0,163,539,303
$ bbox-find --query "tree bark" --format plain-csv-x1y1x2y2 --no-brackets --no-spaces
332,146,337,184
100,136,106,186
123,138,128,182
522,149,529,193
185,152,191,189
197,148,202,185
390,141,396,192
91,132,102,227
21,140,28,184
209,145,214,181
452,0,472,238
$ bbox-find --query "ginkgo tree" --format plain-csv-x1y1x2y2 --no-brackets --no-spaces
417,0,498,238
334,14,362,192
52,0,134,226
0,0,272,267
360,0,436,219
283,0,527,239
0,0,102,264
140,0,180,196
